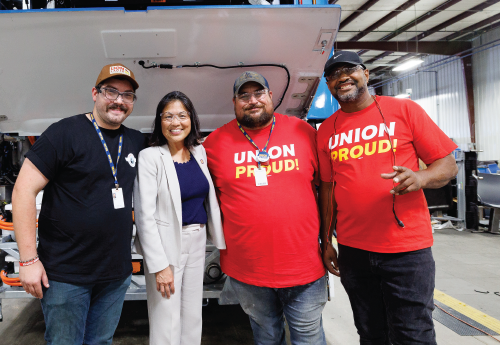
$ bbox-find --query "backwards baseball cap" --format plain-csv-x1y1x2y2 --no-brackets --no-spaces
324,51,366,76
233,71,270,96
95,63,139,90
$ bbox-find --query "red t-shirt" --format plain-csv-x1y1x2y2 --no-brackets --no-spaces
317,96,457,253
204,113,326,288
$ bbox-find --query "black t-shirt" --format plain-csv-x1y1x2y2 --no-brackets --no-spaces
26,114,146,284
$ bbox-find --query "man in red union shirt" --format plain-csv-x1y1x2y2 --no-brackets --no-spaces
317,51,458,345
204,71,327,345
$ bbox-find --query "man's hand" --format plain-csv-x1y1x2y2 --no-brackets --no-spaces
19,261,49,299
155,266,175,299
322,243,340,277
381,166,423,195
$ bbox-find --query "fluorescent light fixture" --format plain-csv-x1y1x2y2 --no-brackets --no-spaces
392,59,424,72
395,94,410,99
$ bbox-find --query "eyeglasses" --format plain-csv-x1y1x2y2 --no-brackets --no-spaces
98,87,137,104
161,111,191,123
236,89,268,103
326,65,364,82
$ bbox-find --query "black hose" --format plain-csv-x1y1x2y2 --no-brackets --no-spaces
138,61,290,110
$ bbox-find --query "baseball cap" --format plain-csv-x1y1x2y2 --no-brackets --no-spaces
233,71,270,96
324,51,366,76
95,63,139,90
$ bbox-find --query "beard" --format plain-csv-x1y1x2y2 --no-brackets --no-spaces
238,106,273,129
334,79,367,103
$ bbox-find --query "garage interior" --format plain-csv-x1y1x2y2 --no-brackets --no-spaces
1,1,500,344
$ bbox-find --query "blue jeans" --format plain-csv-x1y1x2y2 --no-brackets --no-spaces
338,244,436,345
231,276,327,345
40,275,131,345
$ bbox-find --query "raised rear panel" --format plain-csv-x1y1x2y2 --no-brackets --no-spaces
0,5,341,134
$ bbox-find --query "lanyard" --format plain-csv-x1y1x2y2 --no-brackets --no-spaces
89,113,123,189
237,115,276,167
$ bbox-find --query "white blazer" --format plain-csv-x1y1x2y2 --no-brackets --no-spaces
133,144,226,273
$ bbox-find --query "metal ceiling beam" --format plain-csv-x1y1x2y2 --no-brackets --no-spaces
369,54,418,74
359,0,498,65
409,0,500,41
364,51,393,64
440,13,500,41
337,41,471,56
358,0,462,55
348,0,421,42
339,0,380,31
457,20,500,41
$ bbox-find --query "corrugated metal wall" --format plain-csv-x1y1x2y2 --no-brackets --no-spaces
472,27,500,162
381,55,471,148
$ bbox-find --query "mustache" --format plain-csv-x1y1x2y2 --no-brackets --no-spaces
335,78,356,89
244,105,264,111
107,103,128,112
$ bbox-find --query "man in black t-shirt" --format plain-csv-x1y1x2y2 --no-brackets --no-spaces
12,63,146,345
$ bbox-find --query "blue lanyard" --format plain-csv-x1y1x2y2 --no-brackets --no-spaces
90,113,123,189
237,115,276,154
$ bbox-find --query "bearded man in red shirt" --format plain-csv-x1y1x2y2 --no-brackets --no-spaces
204,71,327,345
317,51,458,345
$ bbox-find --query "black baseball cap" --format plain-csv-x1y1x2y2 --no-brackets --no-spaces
324,51,366,76
233,71,270,96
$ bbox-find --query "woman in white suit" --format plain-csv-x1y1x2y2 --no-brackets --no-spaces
134,91,226,345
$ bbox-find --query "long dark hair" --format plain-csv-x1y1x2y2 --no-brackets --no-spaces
149,91,202,148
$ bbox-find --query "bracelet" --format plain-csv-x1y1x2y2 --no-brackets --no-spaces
19,255,39,267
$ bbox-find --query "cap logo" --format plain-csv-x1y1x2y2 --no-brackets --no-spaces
333,54,342,59
110,66,131,77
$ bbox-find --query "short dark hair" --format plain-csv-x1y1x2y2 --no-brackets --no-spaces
149,91,202,148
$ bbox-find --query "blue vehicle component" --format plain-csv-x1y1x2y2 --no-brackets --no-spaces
307,47,340,120
301,0,340,120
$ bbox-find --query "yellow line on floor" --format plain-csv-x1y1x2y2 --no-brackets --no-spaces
434,289,500,334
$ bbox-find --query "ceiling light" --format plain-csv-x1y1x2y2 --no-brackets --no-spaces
392,59,424,72
395,94,410,98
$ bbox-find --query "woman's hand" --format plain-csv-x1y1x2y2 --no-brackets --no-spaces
155,266,175,299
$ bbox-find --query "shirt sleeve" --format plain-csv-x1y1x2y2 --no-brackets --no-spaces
25,121,77,181
25,128,61,181
301,121,320,186
405,100,458,165
202,131,215,167
317,121,334,183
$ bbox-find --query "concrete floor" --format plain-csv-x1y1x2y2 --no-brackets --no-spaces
0,228,499,344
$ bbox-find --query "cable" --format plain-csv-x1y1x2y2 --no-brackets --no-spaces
372,96,404,228
0,270,22,287
0,216,38,231
138,61,291,111
434,303,500,343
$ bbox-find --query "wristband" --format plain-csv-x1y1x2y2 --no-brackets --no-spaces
19,255,39,267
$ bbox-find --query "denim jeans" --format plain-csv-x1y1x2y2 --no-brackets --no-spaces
338,244,436,345
40,274,132,345
231,275,328,345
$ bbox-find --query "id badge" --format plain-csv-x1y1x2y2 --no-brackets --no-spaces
254,167,268,187
112,188,125,209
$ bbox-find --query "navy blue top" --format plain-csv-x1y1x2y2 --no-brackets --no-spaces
174,154,209,225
